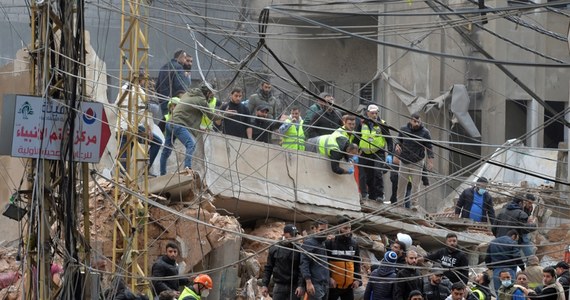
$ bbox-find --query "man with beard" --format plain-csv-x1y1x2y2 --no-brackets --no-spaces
156,50,190,115
522,267,566,300
423,264,451,300
279,107,306,150
301,219,330,300
151,241,190,297
307,96,343,139
395,250,423,300
333,115,358,143
262,224,304,300
394,113,434,210
252,105,283,143
304,93,330,128
325,218,361,300
485,230,524,296
248,81,279,119
219,87,253,139
420,233,469,284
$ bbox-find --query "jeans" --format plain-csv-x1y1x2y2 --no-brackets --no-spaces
308,281,329,300
492,267,515,296
520,233,534,258
119,125,163,171
272,283,300,300
397,160,424,208
160,122,196,175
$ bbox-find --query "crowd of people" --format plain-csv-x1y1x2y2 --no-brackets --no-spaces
145,221,569,300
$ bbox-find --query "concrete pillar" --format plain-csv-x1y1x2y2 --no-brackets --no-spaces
207,236,242,300
528,99,539,147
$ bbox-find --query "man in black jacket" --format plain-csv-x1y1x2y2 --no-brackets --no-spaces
492,196,537,238
262,224,304,300
325,218,361,300
394,113,434,210
555,261,570,296
306,97,343,139
301,220,330,300
395,250,423,299
252,105,282,143
455,177,495,223
219,87,253,139
151,241,190,297
421,233,469,284
423,264,450,300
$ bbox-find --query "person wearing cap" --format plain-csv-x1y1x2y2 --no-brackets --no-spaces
159,84,217,175
454,177,496,223
364,251,399,300
179,274,213,300
555,261,570,296
306,95,343,139
485,230,525,296
300,219,330,300
492,195,537,239
261,224,304,300
325,217,361,300
156,50,190,116
423,263,451,300
525,256,543,289
116,72,164,176
279,107,306,150
248,80,279,119
355,104,393,202
219,87,253,139
395,250,423,299
420,233,469,285
252,105,282,143
305,134,359,175
394,113,434,210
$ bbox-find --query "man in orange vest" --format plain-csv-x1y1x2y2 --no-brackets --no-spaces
325,217,361,300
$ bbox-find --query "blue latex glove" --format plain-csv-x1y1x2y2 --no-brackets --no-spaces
351,155,359,163
386,155,393,164
347,167,354,175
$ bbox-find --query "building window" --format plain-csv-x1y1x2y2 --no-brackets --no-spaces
359,82,374,105
310,81,334,97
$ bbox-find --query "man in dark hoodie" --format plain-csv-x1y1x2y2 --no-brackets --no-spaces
151,241,190,297
394,113,434,210
423,264,451,300
301,219,330,300
421,233,469,284
262,224,304,300
492,196,537,238
364,251,398,300
395,250,423,299
325,218,361,300
485,230,525,296
248,81,279,119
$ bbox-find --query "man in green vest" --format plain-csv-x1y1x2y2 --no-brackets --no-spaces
355,104,393,202
305,134,359,175
279,107,305,150
179,274,213,300
332,114,357,143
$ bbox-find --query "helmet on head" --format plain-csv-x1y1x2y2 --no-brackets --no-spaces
194,274,213,289
396,233,413,249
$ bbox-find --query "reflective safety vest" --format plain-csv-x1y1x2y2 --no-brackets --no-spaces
471,288,486,300
317,134,339,158
200,96,218,130
332,126,354,143
358,121,386,154
179,286,201,300
282,119,305,150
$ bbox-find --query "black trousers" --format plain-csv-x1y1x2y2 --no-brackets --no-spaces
328,288,353,300
358,152,385,199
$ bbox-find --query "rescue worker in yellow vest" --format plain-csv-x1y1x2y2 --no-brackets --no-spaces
163,96,181,125
325,216,361,300
199,96,218,131
305,134,359,175
332,114,358,143
279,107,305,150
179,274,213,300
355,104,393,202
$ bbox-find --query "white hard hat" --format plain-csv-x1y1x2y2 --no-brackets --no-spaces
397,233,413,249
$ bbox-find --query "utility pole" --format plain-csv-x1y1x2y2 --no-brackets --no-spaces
113,0,151,295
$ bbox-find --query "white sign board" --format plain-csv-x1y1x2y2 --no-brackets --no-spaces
11,96,110,163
